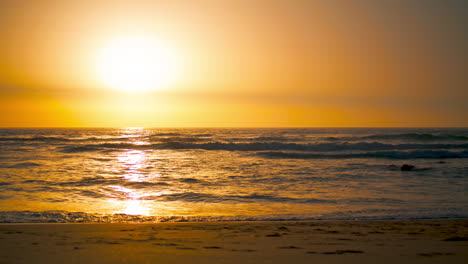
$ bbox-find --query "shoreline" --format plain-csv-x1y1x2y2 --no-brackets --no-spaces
1,219,467,263
1,217,468,224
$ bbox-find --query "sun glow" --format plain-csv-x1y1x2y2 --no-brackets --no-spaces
96,35,180,92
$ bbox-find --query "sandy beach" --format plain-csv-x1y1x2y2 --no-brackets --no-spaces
1,220,467,264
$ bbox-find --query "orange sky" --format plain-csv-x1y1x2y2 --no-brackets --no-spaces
0,0,467,127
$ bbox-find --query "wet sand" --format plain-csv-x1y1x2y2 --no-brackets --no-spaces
1,220,467,264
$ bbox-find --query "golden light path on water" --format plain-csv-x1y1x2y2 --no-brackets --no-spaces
99,127,336,218
108,128,154,216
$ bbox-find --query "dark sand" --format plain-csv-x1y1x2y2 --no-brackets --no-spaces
1,220,467,263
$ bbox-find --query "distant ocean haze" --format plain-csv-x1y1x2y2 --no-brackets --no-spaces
0,127,467,223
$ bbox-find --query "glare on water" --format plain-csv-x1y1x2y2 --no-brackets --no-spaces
0,127,467,222
108,129,154,215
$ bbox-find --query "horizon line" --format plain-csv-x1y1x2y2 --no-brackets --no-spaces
1,126,467,129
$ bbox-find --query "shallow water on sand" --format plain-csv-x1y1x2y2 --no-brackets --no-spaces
0,127,467,222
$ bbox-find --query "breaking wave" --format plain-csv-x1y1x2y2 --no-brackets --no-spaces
1,162,42,168
146,192,334,203
2,132,467,142
0,136,72,142
1,207,466,223
257,150,468,159
58,142,468,153
324,133,468,142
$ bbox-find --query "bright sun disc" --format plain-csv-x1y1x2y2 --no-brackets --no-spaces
96,36,180,92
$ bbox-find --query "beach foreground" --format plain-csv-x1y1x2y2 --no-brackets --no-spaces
1,220,467,264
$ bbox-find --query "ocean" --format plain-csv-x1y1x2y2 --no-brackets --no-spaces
0,127,467,223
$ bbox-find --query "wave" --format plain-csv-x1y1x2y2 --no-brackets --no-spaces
150,132,184,137
0,136,72,142
60,146,102,153
147,192,334,204
0,135,140,143
1,207,466,223
155,137,212,143
20,177,171,189
150,132,212,137
58,141,468,153
0,162,42,168
325,133,468,142
0,134,215,144
251,136,294,142
3,133,466,146
257,150,468,159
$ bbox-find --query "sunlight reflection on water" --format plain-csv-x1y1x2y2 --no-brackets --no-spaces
123,200,151,216
117,150,148,181
1,127,467,221
110,128,154,215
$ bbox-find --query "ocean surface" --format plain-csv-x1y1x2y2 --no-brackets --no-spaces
0,127,467,223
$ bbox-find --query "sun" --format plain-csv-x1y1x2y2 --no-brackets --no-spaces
96,35,180,92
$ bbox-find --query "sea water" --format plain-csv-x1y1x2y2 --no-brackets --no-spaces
0,127,467,222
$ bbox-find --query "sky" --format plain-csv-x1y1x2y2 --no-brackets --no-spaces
0,0,467,127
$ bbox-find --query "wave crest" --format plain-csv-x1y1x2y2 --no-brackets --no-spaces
257,150,468,159
58,141,468,153
325,133,468,142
